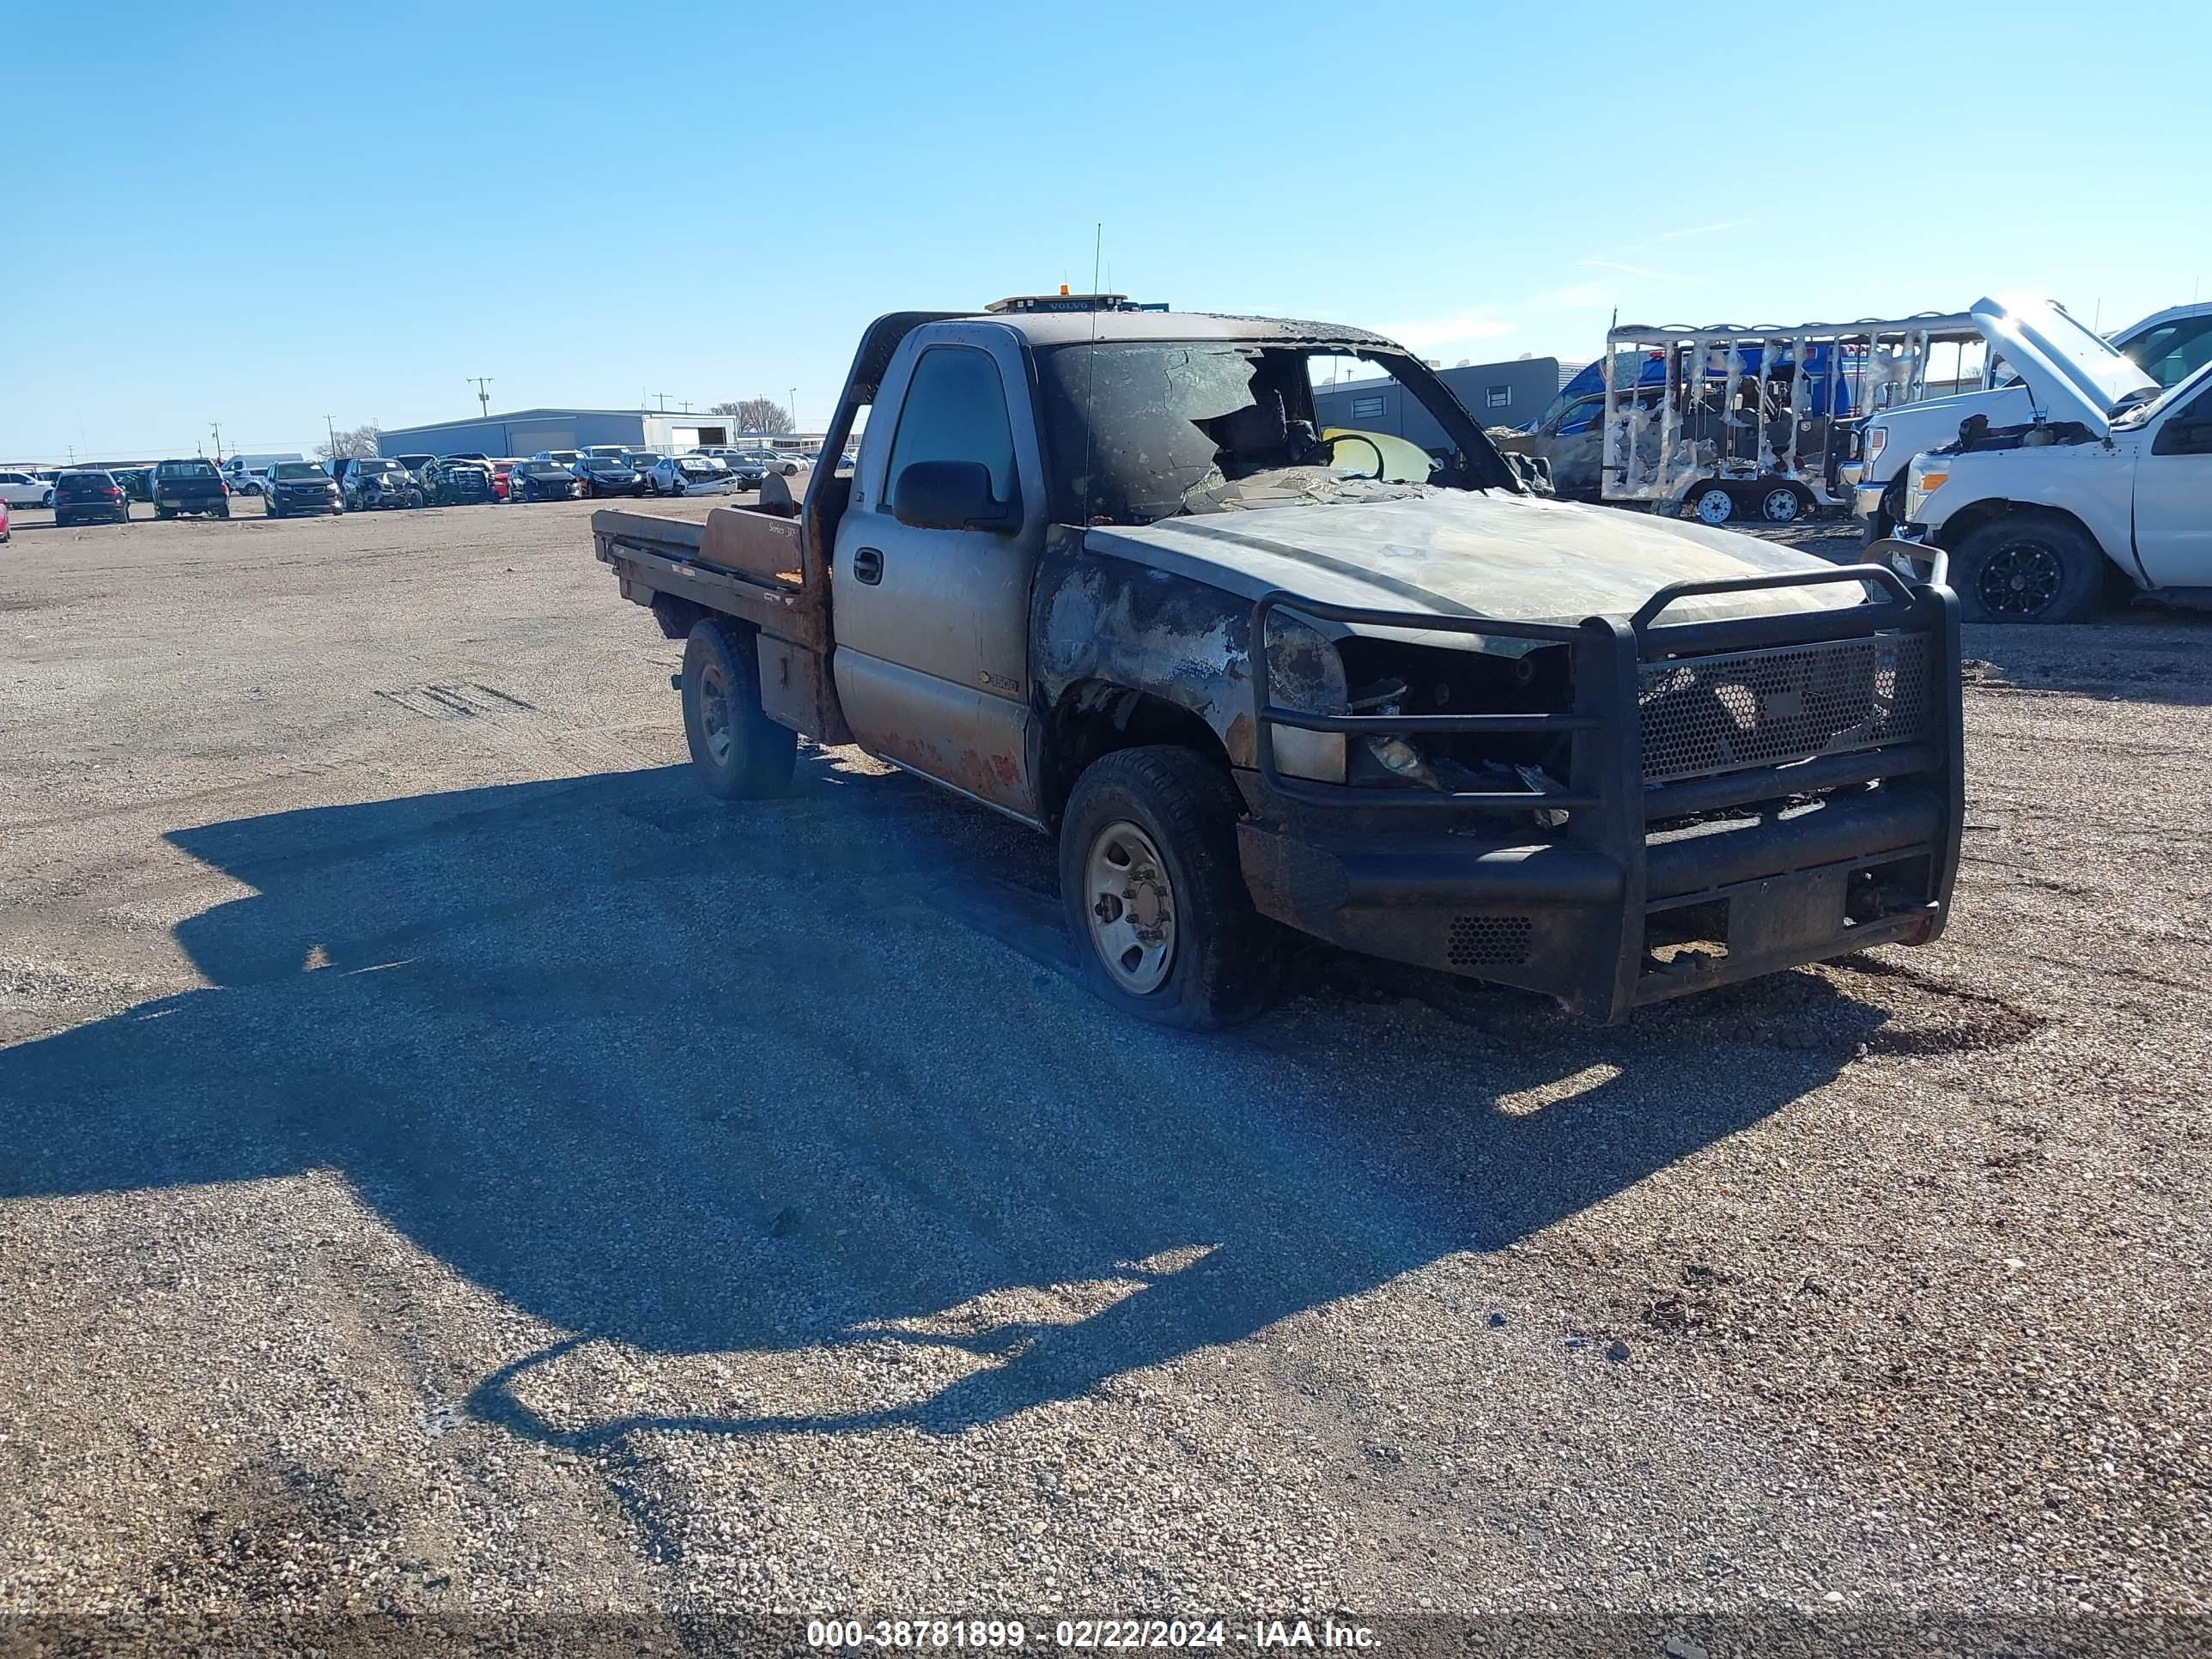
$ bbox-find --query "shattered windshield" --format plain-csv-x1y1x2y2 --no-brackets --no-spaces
1034,342,1499,526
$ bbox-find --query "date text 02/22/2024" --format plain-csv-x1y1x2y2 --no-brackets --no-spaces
805,1620,1382,1650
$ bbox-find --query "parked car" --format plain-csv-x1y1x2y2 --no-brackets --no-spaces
330,456,423,510
419,458,492,505
0,470,54,508
580,446,631,465
532,450,583,469
222,466,264,497
149,459,231,520
507,460,580,502
264,460,343,519
2114,302,2212,392
489,459,519,501
648,454,738,496
572,453,648,498
52,470,131,526
392,453,439,494
742,449,801,477
0,497,9,542
112,467,154,502
1892,356,2212,623
1850,297,2168,542
623,452,664,476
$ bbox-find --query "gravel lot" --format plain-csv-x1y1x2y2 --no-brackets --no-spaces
1,496,2207,1644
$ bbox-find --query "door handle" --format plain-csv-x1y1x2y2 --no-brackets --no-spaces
853,547,884,585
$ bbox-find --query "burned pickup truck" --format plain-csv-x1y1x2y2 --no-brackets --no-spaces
592,295,1963,1026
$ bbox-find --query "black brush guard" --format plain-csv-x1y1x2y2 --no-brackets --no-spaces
1242,563,1964,1022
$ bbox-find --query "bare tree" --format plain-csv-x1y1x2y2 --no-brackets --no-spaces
708,398,792,434
315,422,382,461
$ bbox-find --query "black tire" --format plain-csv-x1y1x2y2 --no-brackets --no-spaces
680,618,796,800
118,503,130,522
1950,513,2104,624
1058,744,1275,1030
671,478,686,497
268,500,284,520
217,501,232,520
1860,477,1905,548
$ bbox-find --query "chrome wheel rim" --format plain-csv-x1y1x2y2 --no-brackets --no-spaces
1760,488,1800,522
1694,489,1733,524
1084,820,1175,994
698,659,733,765
1978,542,2063,618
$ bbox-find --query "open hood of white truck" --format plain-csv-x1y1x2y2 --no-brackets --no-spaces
1973,295,2158,438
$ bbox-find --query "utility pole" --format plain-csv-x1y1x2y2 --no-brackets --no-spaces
468,377,494,418
325,414,338,457
680,400,692,414
653,392,672,412
210,421,223,462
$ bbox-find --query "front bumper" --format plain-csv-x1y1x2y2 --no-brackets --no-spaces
1852,482,1889,521
1243,569,1965,1023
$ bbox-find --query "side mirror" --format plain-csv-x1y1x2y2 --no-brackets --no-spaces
891,459,1018,532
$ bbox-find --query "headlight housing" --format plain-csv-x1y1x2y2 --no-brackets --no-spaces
1863,425,1887,470
1905,459,1949,520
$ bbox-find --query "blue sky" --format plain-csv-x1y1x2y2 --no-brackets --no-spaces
8,0,2204,460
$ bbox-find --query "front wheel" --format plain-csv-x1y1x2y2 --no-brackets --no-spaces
1059,745,1275,1030
1950,513,2105,624
681,618,796,799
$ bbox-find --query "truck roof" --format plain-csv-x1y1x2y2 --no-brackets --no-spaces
943,308,1397,350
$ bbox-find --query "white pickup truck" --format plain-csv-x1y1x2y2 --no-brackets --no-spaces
1893,356,2212,622
1851,298,2210,541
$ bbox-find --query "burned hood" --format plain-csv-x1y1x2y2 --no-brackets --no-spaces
1081,489,1862,653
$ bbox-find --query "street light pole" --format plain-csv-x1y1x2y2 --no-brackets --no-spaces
788,387,798,433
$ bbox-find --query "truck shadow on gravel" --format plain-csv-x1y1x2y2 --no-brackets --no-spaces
0,757,2035,1443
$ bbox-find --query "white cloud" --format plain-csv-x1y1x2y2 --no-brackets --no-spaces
1381,310,1515,349
1534,281,1610,310
1654,219,1751,242
1577,258,1686,282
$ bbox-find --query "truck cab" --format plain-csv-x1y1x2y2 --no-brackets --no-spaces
594,300,1963,1028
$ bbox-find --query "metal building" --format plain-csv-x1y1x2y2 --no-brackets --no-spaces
1311,356,1574,451
376,409,818,460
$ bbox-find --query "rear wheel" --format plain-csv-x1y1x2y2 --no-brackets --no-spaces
1759,484,1804,523
681,618,796,799
1950,513,2104,624
1058,745,1275,1030
1691,484,1735,525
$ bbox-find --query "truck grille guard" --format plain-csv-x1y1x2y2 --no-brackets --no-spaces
1248,562,1966,1019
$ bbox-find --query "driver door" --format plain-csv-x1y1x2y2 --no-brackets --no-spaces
830,325,1048,817
2132,380,2212,587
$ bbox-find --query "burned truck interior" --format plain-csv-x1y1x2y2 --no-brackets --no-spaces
1032,341,1523,526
